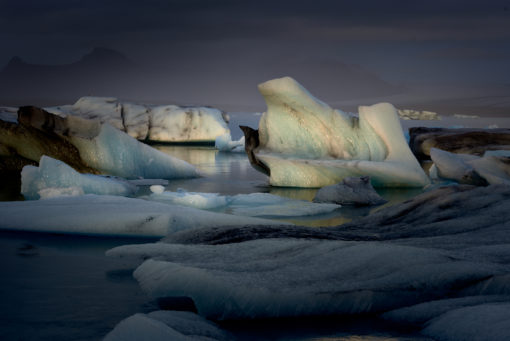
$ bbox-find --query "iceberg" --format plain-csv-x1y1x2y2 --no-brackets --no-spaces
245,77,430,187
0,195,288,237
215,132,245,152
44,97,230,143
104,311,233,341
0,106,199,179
431,148,510,185
147,188,341,218
21,155,136,200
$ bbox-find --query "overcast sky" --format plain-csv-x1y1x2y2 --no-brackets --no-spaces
1,0,509,108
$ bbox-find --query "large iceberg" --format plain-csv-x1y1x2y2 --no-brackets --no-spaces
3,106,199,179
21,155,136,200
46,97,230,143
0,195,288,237
244,77,429,187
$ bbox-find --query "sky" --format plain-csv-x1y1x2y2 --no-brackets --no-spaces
0,0,509,111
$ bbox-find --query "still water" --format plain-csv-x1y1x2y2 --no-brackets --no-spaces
0,146,431,340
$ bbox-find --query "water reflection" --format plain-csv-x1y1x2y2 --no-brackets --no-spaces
151,146,427,227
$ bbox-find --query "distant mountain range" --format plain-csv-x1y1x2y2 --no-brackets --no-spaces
0,48,142,106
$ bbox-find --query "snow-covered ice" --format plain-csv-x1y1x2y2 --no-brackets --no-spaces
147,188,340,217
0,195,287,237
21,155,136,200
104,310,233,341
248,77,430,187
398,109,440,121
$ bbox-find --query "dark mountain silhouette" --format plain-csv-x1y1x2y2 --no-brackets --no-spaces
0,48,142,106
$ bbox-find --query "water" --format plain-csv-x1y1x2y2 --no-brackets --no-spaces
0,145,431,340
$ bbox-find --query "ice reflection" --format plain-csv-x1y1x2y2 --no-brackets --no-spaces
149,145,427,227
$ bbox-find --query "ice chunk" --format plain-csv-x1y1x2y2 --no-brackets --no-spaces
431,148,510,185
149,105,229,143
108,239,495,320
312,176,387,205
71,96,124,130
122,102,150,140
215,133,245,152
70,123,199,179
247,77,429,187
21,155,136,200
148,190,340,217
46,97,230,143
398,109,441,120
104,311,232,341
0,195,287,237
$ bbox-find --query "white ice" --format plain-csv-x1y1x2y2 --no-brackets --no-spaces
21,155,136,200
149,105,229,143
253,77,430,187
397,109,441,121
0,195,287,237
148,188,340,217
44,97,230,143
215,133,245,152
431,148,510,185
69,123,199,179
104,310,232,341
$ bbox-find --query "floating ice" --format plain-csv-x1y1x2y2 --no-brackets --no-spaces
149,105,229,143
398,109,440,120
246,77,429,187
215,132,245,152
422,303,510,341
148,189,340,217
44,97,230,143
312,176,387,206
431,148,510,185
107,184,510,331
0,195,286,237
104,310,233,341
107,239,497,320
21,155,136,200
69,123,199,179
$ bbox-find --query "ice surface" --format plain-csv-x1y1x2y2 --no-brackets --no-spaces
215,133,245,152
107,184,510,335
312,176,387,205
149,105,229,143
104,310,232,341
398,109,440,120
251,77,429,187
148,189,340,217
21,155,136,200
0,195,286,237
431,148,510,185
71,96,124,130
44,97,230,143
108,238,498,320
422,303,510,341
70,123,199,179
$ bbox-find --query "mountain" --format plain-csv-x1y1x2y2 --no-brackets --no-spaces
0,48,141,106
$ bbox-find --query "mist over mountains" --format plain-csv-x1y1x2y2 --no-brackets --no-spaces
0,47,407,110
1,47,508,116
